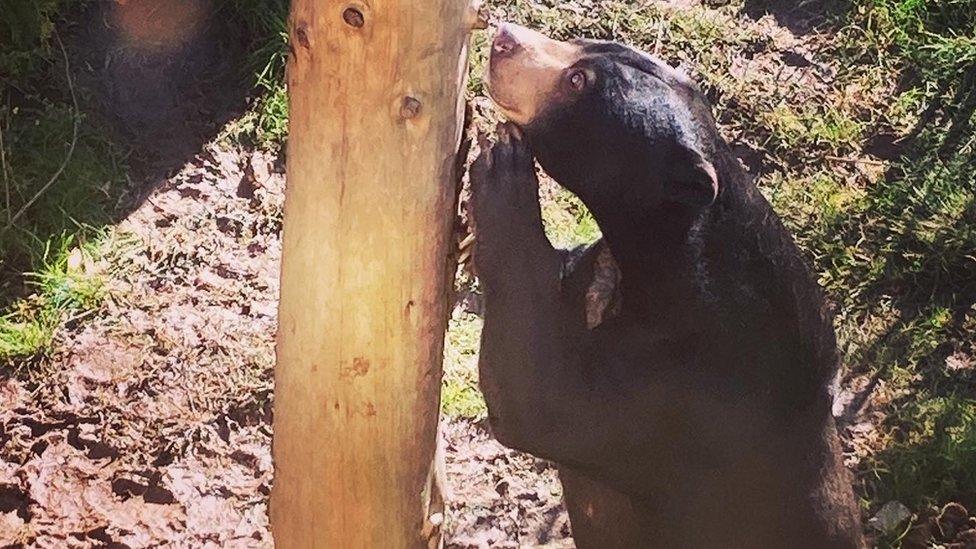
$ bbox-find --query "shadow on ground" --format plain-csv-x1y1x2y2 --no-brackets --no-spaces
741,0,852,34
0,0,252,307
71,1,250,183
69,1,253,210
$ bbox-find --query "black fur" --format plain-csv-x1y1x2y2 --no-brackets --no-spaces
471,39,864,548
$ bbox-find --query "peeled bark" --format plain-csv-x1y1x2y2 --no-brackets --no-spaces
271,1,475,546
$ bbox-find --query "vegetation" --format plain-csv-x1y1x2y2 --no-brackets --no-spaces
221,0,290,148
0,0,288,359
0,0,127,359
2,0,973,545
442,313,487,419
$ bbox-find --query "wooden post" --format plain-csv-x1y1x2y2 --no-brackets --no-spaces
272,1,481,547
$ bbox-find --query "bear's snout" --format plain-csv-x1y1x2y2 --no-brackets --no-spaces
486,23,581,126
491,24,521,57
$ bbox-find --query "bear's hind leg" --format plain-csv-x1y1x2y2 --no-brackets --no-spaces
559,467,643,549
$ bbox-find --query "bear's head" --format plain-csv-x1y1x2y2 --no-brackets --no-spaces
487,23,721,213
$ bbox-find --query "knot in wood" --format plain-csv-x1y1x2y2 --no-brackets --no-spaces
294,23,310,48
342,7,365,28
401,97,423,119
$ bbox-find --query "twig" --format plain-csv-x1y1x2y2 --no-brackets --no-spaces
458,232,475,252
0,119,9,224
653,19,665,56
824,155,885,167
6,30,79,229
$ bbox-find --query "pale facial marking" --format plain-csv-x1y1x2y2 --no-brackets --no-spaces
487,23,581,125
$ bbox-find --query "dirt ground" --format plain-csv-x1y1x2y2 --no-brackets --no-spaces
0,144,572,547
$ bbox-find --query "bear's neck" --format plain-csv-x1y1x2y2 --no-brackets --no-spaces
586,142,751,326
593,199,709,324
585,145,778,330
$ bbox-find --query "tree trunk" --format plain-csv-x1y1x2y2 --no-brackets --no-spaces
271,1,475,547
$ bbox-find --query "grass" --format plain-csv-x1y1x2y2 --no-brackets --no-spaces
541,186,603,249
782,6,976,527
1,1,129,361
220,0,290,149
867,397,976,508
442,312,487,419
0,233,107,359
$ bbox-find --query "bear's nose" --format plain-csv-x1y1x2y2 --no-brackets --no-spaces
492,24,522,57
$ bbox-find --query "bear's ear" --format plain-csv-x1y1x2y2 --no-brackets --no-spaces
666,148,719,207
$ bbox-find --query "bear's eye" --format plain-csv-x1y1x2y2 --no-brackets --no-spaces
567,69,588,91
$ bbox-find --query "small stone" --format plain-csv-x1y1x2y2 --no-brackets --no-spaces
67,248,84,272
945,351,973,371
869,501,913,534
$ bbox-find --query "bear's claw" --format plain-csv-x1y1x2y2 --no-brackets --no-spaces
469,122,549,280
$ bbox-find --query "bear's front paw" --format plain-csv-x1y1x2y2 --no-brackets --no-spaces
470,123,546,275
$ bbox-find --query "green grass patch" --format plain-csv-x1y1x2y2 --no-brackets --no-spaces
0,233,107,359
541,184,602,250
220,0,290,149
441,312,487,419
783,0,976,519
1,103,129,276
862,396,976,511
1,0,128,363
0,0,60,78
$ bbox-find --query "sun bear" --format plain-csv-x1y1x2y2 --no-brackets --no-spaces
470,23,864,548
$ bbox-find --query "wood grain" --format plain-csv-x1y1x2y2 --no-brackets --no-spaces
272,1,472,546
